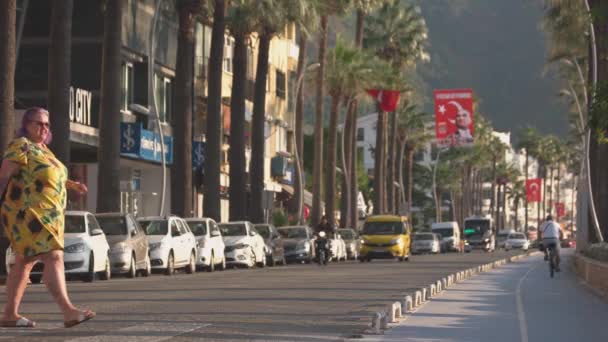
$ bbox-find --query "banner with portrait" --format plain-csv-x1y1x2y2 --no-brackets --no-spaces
434,89,475,148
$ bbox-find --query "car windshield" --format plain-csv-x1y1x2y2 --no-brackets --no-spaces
254,225,271,238
414,233,435,241
219,224,248,236
338,230,355,239
433,228,453,238
96,216,127,235
65,215,86,234
509,233,526,240
363,222,405,235
187,221,207,236
139,220,168,235
278,228,308,239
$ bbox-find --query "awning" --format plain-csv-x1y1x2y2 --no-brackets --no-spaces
280,183,294,195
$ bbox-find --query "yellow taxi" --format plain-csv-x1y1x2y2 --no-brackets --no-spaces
359,215,411,262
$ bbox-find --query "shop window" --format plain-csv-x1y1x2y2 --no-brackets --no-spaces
276,70,286,99
133,61,148,106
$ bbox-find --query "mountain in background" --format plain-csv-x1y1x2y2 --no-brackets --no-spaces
303,0,571,141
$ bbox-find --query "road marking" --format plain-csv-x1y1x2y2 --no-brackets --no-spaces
65,322,208,342
516,261,539,342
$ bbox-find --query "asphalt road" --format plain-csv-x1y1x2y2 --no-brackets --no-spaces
369,249,608,342
0,250,527,341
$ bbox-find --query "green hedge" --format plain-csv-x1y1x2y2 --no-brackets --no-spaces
583,243,608,262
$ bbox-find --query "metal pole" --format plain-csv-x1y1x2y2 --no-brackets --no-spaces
149,0,166,216
341,96,356,226
15,0,28,63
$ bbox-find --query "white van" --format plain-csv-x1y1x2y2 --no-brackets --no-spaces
431,221,461,252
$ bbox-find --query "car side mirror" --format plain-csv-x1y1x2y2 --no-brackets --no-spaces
130,230,137,237
250,231,256,237
272,235,279,240
91,228,104,236
211,231,220,237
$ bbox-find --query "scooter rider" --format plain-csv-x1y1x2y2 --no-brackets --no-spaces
315,231,331,264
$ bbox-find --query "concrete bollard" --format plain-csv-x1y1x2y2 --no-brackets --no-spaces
429,284,437,297
421,287,428,302
370,312,382,333
388,302,402,323
442,277,448,289
380,312,389,330
437,280,443,293
414,290,423,306
402,295,414,312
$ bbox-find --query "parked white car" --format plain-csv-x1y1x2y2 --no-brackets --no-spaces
219,221,266,268
412,232,441,254
138,216,197,275
5,211,112,283
505,232,530,251
184,217,226,272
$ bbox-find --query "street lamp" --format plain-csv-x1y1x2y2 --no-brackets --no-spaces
292,62,320,224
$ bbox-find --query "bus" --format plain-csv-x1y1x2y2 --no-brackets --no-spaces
463,216,495,252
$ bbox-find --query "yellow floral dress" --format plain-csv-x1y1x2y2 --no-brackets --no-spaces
1,137,67,257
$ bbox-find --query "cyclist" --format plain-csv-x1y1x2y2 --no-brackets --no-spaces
540,215,562,272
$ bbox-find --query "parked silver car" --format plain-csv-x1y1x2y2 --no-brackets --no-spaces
95,212,151,277
337,228,360,260
277,226,316,264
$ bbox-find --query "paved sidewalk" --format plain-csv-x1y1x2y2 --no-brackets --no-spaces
370,249,608,342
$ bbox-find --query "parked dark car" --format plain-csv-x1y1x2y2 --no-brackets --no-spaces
337,228,360,260
277,226,316,264
253,224,286,266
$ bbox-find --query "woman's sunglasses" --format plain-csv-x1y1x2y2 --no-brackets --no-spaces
29,120,50,129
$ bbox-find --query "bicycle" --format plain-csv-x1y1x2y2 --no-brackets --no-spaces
546,242,558,278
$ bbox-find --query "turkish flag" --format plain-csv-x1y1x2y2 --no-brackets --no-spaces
555,202,565,218
526,178,542,203
366,89,401,112
434,89,474,148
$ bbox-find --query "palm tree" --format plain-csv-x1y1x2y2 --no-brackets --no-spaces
97,0,123,213
516,127,540,230
364,0,429,214
0,0,16,153
203,0,226,221
47,0,73,165
324,37,374,228
509,180,526,231
226,2,256,221
171,0,199,217
311,0,350,226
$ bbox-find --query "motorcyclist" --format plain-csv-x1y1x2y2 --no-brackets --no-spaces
314,231,331,264
540,215,562,271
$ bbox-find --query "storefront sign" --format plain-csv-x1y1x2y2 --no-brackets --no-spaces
120,122,173,164
69,86,93,126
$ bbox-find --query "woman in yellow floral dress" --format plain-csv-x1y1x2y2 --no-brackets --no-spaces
0,107,95,328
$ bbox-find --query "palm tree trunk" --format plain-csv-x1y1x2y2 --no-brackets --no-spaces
250,31,271,224
293,35,307,221
501,184,507,230
489,157,496,218
312,15,328,226
228,31,248,221
548,166,554,214
524,152,529,230
48,0,73,165
97,0,122,213
387,111,397,214
0,0,16,277
406,148,415,220
171,1,196,217
495,183,502,230
203,0,226,221
556,165,561,212
542,166,547,219
373,107,386,214
0,0,16,152
325,93,341,227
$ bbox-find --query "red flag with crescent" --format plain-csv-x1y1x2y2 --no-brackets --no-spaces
526,178,542,203
366,89,401,112
434,89,475,148
555,202,565,218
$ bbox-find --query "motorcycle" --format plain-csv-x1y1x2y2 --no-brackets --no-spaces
315,231,331,266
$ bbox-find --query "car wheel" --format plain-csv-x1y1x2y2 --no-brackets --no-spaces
208,252,215,272
186,251,196,274
84,253,95,282
100,257,111,281
258,251,267,268
142,255,151,277
128,255,136,278
30,275,42,284
165,252,175,276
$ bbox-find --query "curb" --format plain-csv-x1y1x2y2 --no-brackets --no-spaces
363,251,535,337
